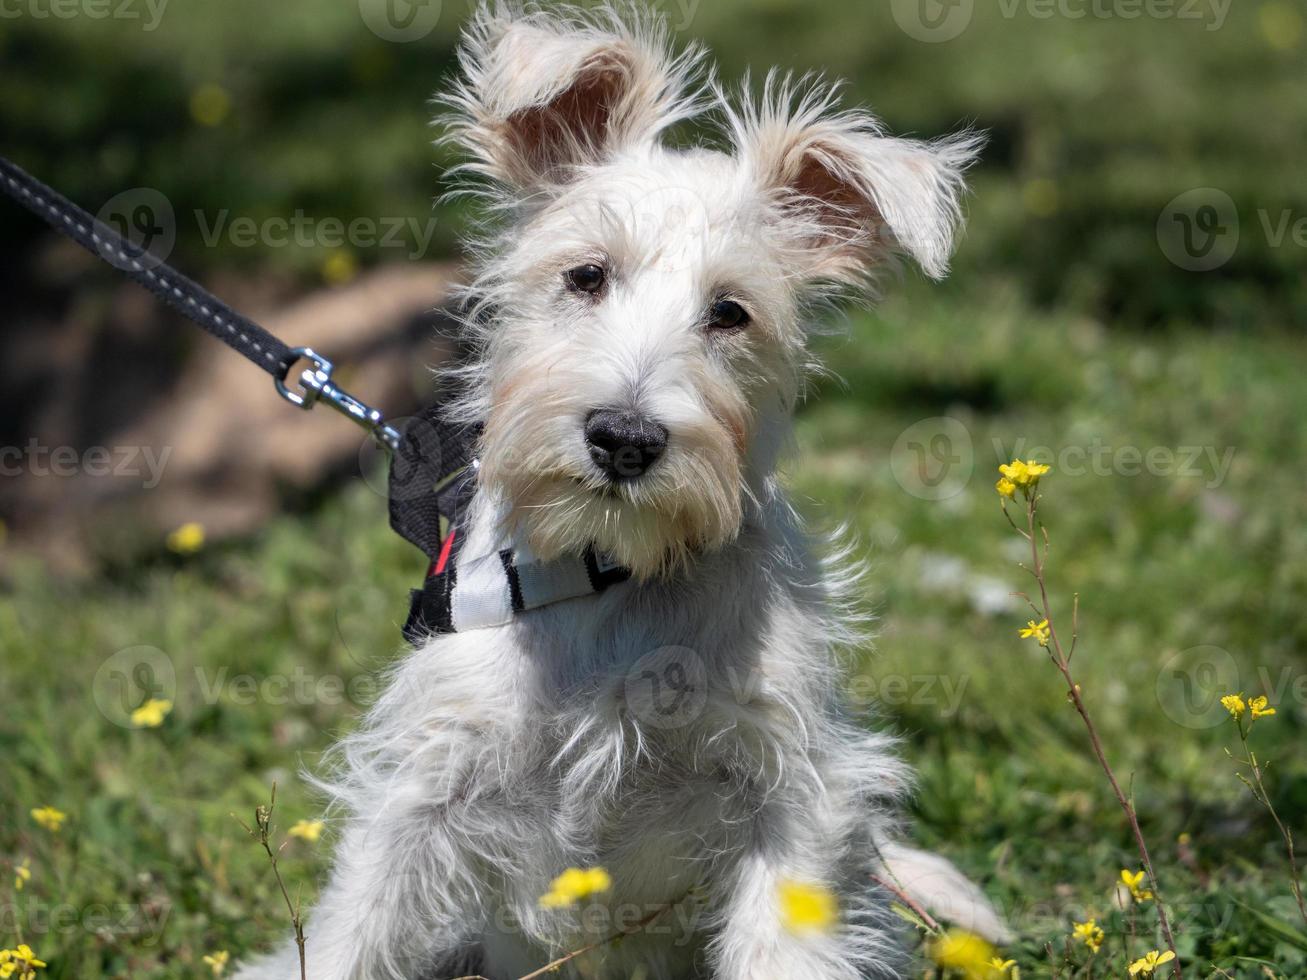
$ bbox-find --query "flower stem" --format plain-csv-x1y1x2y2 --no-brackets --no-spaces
235,784,308,980
1020,491,1183,978
1237,728,1307,928
871,872,942,934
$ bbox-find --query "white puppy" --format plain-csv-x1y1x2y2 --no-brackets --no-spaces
239,3,1003,977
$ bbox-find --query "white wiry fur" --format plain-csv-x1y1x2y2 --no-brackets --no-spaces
238,4,999,978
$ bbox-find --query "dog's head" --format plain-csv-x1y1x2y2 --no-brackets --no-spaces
439,3,980,578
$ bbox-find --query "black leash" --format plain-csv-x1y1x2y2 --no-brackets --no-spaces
0,152,492,644
0,154,400,451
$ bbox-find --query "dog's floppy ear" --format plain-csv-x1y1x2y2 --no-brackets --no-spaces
731,75,983,281
443,3,703,191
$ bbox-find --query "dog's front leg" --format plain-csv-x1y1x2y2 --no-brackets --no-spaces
706,807,899,980
237,813,483,980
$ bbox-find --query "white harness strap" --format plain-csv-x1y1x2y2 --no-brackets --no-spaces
408,539,631,638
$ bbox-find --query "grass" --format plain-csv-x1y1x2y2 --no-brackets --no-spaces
3,279,1306,977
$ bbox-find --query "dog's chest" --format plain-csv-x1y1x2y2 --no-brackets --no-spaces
421,533,830,872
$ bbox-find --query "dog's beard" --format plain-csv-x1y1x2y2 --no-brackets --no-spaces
479,409,744,580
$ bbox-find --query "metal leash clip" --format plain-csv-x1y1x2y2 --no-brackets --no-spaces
276,347,402,452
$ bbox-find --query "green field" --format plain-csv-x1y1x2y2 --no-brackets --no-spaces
2,0,1306,977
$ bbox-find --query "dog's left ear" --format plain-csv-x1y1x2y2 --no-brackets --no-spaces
442,4,702,191
733,79,984,281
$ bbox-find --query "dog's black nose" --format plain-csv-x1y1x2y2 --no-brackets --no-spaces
584,409,668,480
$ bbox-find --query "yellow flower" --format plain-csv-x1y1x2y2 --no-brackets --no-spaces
1128,949,1176,976
1249,695,1277,720
1120,868,1153,902
989,956,1020,978
996,477,1017,499
538,867,611,909
777,879,838,935
166,522,206,555
1220,693,1245,719
998,459,1051,492
190,84,231,127
5,946,46,978
14,859,31,891
30,806,66,833
1018,619,1051,647
288,820,325,843
1072,918,1104,953
998,461,1026,482
928,929,997,980
322,250,359,286
202,950,230,976
1260,1,1303,52
14,946,45,968
130,698,173,728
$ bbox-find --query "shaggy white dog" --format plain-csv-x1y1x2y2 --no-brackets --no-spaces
239,4,1004,977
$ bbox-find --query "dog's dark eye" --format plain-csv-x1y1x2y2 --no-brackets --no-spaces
708,299,749,330
565,264,606,294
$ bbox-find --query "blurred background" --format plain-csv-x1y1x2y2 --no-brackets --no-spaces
2,1,1305,976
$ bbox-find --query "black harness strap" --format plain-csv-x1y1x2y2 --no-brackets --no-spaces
0,155,296,378
388,401,482,645
387,402,481,563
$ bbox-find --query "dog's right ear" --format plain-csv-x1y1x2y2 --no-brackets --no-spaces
729,74,983,282
441,4,703,191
